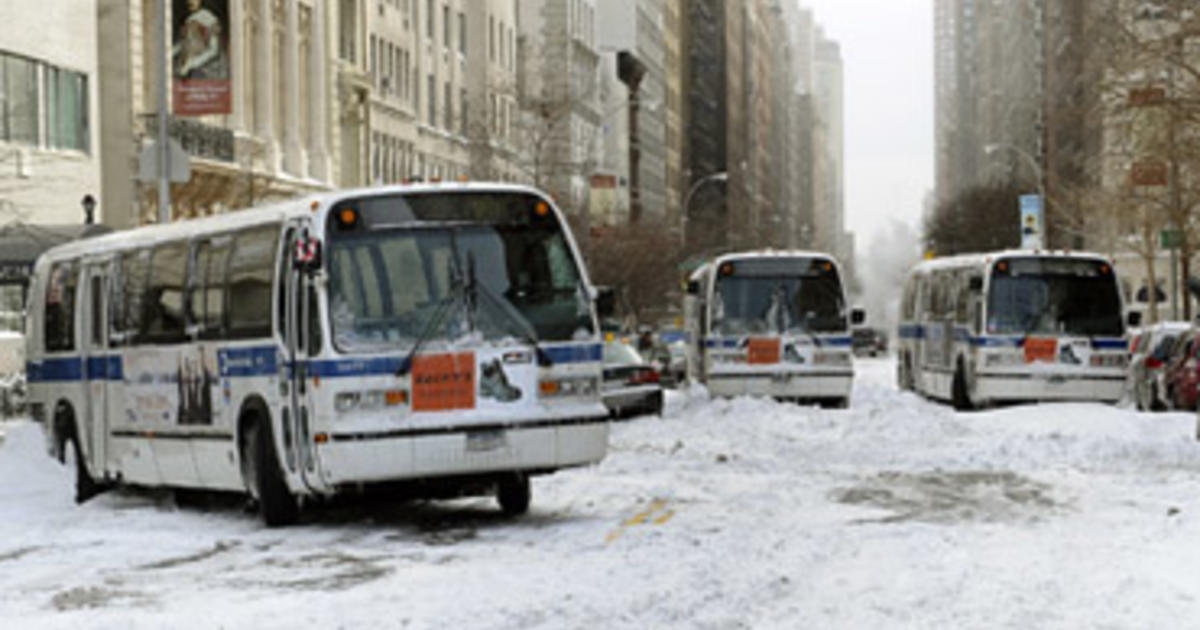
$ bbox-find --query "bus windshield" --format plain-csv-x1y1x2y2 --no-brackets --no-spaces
986,258,1123,337
327,224,593,353
712,259,847,335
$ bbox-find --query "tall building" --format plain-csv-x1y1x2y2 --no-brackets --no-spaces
517,0,601,223
98,0,344,229
814,28,846,258
0,0,101,225
365,1,520,187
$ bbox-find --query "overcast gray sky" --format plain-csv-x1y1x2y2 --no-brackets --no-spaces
801,0,934,251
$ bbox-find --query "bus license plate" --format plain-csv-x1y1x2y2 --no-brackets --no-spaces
466,430,507,453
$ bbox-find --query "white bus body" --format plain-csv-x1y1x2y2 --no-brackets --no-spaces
683,251,860,407
897,250,1129,409
26,183,609,525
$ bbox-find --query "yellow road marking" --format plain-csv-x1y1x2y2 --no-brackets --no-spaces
606,499,674,543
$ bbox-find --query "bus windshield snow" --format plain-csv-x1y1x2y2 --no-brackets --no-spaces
327,224,593,353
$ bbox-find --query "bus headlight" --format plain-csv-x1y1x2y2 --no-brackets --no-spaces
539,377,599,398
984,352,1024,367
711,352,746,364
335,389,409,413
1090,354,1128,368
813,352,850,366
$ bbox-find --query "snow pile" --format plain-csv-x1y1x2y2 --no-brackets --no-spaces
3,359,1200,628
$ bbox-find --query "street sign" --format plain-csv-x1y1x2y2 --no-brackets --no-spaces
1161,228,1183,249
1131,160,1168,187
1019,194,1044,250
137,138,191,183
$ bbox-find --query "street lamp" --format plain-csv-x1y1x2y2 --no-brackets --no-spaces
680,171,728,248
984,142,1045,208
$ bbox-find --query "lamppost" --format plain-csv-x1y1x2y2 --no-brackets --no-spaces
680,171,728,249
984,142,1045,206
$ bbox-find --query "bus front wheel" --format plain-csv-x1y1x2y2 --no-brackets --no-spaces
56,406,100,504
951,362,974,412
244,419,299,527
496,473,531,516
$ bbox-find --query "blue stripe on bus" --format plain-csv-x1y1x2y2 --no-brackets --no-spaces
26,357,83,382
900,324,1130,351
218,346,279,378
704,336,852,348
31,343,605,383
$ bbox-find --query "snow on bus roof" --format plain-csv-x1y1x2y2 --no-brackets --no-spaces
910,249,1112,275
689,249,844,281
34,183,556,265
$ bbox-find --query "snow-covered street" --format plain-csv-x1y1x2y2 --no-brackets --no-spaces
3,357,1200,629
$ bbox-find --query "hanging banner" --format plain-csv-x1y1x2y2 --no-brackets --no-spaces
172,0,231,116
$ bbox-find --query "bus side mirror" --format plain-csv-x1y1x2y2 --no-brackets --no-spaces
686,280,701,296
1127,311,1142,328
851,308,865,326
968,276,983,291
596,286,616,318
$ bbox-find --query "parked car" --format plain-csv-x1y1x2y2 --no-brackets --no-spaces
851,327,888,357
1164,329,1200,410
602,340,664,419
1129,321,1191,411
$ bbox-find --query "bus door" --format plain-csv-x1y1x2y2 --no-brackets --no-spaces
282,225,319,485
79,261,111,477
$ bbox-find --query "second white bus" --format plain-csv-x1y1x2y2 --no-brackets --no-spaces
683,251,863,407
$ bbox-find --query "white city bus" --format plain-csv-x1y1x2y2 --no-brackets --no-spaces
683,251,862,407
897,250,1129,409
26,183,610,525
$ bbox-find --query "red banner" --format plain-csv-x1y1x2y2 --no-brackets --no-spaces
173,0,231,116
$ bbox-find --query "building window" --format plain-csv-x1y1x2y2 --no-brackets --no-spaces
444,82,452,129
44,67,89,153
426,0,434,39
460,87,468,135
369,35,377,85
338,0,357,62
428,74,436,126
458,12,466,55
489,16,496,63
443,4,451,50
0,53,40,147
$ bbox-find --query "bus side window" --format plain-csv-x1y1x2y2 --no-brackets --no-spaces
44,260,78,352
142,241,189,344
194,238,231,341
227,226,279,340
114,250,151,345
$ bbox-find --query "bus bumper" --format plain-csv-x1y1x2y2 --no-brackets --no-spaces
974,372,1125,404
312,416,609,488
706,370,854,400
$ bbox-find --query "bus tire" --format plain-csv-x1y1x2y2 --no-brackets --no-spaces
951,362,974,412
244,417,299,527
56,406,100,504
496,473,530,516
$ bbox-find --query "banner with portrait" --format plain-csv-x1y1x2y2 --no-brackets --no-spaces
172,0,231,116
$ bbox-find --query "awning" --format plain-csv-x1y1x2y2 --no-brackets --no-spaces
0,222,113,283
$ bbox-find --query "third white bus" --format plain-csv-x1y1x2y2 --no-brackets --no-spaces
897,250,1129,409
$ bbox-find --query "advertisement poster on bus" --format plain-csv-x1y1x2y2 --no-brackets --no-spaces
124,347,218,425
172,0,231,116
409,349,537,413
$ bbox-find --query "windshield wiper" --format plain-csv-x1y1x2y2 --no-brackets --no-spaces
396,260,465,376
465,251,554,367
